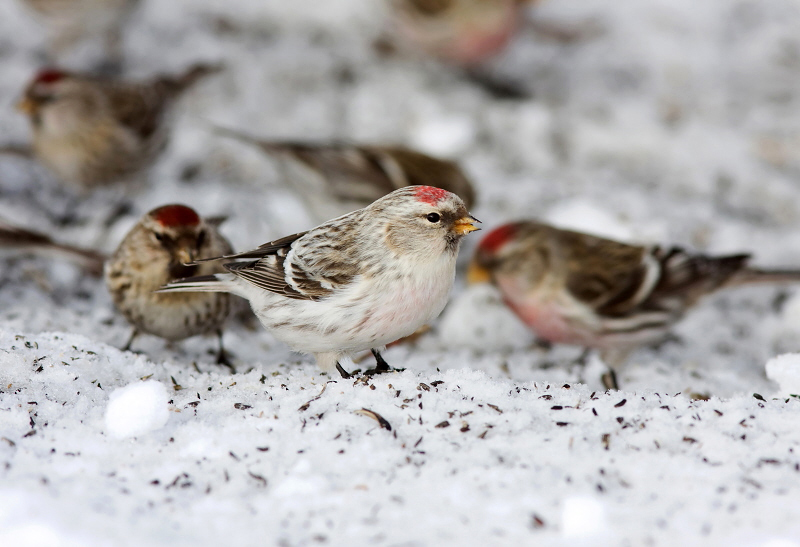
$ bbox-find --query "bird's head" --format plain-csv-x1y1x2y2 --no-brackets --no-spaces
467,222,522,284
376,185,480,260
140,204,209,279
17,68,99,130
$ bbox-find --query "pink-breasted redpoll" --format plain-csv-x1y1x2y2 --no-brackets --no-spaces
469,221,800,386
159,186,480,377
105,204,235,367
20,0,141,70
390,0,529,66
215,127,477,223
0,218,106,276
16,63,221,192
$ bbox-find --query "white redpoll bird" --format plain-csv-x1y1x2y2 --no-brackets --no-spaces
16,63,221,192
159,186,480,377
0,218,106,276
105,204,235,367
215,127,477,223
469,221,800,385
20,0,141,70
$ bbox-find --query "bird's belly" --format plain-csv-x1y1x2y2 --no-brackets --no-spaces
253,268,453,354
37,139,87,185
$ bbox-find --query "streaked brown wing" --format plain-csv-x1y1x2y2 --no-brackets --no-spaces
555,228,651,315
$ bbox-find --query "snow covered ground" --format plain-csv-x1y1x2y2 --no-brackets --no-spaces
2,0,800,545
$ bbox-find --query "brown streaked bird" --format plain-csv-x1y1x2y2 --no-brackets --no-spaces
16,63,221,193
20,0,141,70
469,221,800,387
215,126,477,223
104,204,235,368
0,218,106,276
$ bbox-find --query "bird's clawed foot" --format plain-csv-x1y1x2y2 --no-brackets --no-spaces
216,331,235,373
335,350,405,379
122,329,139,352
601,368,619,391
363,349,404,376
335,362,351,379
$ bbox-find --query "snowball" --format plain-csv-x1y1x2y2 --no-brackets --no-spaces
766,354,800,397
105,381,169,439
561,496,609,539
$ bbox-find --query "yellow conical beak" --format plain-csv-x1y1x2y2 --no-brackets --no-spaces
453,214,481,235
16,97,37,115
467,261,491,284
175,248,195,266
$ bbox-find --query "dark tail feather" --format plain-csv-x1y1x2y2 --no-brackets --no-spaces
0,144,33,159
0,222,106,276
162,62,224,96
729,268,800,286
210,125,311,157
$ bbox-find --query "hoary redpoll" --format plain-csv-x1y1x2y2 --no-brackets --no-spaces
159,186,480,377
20,0,141,70
469,221,800,386
105,204,235,367
215,127,476,223
0,218,106,276
16,63,221,193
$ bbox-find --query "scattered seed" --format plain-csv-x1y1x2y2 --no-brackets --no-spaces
234,403,252,410
435,421,450,428
248,472,267,487
753,393,766,402
298,384,327,412
531,514,545,529
615,399,627,408
487,404,503,414
354,408,392,431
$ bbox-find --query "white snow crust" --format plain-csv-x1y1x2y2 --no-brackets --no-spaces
2,0,800,545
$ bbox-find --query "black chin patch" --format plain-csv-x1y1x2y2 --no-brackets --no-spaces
169,263,198,280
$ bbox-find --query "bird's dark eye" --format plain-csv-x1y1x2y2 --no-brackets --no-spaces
426,212,441,223
196,229,206,248
154,233,164,241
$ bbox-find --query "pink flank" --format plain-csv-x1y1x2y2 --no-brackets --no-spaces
414,186,451,206
152,205,201,227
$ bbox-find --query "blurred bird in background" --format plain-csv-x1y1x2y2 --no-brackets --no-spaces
469,221,800,388
215,127,476,223
13,63,222,194
386,0,587,98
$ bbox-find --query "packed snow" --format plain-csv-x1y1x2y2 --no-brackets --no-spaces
2,0,800,545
